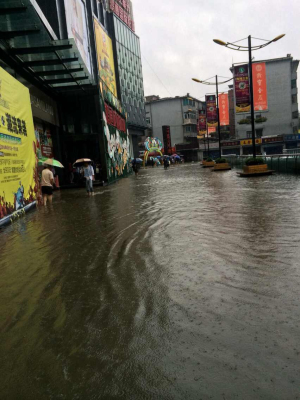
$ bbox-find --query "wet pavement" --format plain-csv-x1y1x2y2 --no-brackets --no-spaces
1,164,300,400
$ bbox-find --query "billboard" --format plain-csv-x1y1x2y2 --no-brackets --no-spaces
219,93,229,126
109,0,135,32
0,67,37,224
234,65,250,113
206,95,218,127
253,62,268,111
162,126,172,155
64,0,91,73
94,18,117,97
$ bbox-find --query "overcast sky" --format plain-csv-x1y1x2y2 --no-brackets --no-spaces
133,0,300,100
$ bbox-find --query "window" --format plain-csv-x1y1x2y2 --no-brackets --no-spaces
246,131,252,138
292,111,298,119
146,118,151,124
292,94,297,104
291,79,297,89
184,112,196,119
256,129,263,138
183,98,195,107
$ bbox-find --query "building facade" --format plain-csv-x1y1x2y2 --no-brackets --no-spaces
0,0,146,186
232,56,299,155
145,95,205,161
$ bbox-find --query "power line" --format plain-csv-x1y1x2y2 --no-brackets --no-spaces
142,55,173,97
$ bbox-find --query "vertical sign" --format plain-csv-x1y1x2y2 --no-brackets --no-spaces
206,95,218,127
234,65,250,113
0,67,37,224
94,18,117,96
64,0,91,73
162,126,172,155
253,62,268,111
197,110,207,138
219,93,229,126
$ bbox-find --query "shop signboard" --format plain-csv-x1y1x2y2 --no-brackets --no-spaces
94,18,117,97
253,63,268,111
222,140,240,147
162,126,172,155
0,67,37,224
219,93,229,126
64,0,91,73
208,127,216,136
108,0,135,32
206,95,218,127
241,138,262,146
234,65,250,113
262,136,283,144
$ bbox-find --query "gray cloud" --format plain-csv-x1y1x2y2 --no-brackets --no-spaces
133,0,299,100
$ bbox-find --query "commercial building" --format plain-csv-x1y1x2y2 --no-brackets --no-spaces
145,94,205,161
0,0,146,186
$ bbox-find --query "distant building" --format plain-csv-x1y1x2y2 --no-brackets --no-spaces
145,94,205,161
232,55,299,155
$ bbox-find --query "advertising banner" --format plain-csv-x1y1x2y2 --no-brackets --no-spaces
219,93,229,126
253,62,268,111
234,65,250,113
64,0,91,73
162,126,172,155
198,110,207,135
208,127,216,137
0,67,37,224
94,18,117,97
206,95,218,127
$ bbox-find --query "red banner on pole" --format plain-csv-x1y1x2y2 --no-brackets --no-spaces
253,62,268,111
219,93,229,126
162,125,172,155
206,95,218,127
234,65,250,113
198,110,207,135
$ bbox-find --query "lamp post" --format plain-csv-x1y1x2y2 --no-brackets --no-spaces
213,34,285,159
192,76,233,159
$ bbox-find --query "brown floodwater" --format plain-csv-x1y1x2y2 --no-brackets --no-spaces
1,164,300,399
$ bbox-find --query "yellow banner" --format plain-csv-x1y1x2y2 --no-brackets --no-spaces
241,138,262,146
94,18,117,97
0,67,37,222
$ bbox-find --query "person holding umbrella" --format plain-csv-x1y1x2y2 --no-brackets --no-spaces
41,164,54,206
83,162,95,196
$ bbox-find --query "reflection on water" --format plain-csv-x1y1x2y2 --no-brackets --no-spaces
1,165,300,399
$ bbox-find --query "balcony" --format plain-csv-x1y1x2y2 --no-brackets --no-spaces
183,118,197,125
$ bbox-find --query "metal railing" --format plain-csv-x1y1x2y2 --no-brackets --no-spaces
225,154,300,174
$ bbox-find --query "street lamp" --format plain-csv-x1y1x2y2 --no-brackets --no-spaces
192,76,233,158
213,34,285,158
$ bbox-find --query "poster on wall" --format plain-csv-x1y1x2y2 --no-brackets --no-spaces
0,67,38,224
206,95,218,127
64,0,91,73
253,62,268,111
234,65,250,113
94,18,117,97
219,93,229,126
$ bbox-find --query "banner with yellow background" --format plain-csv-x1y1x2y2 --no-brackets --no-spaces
94,18,117,97
0,67,37,224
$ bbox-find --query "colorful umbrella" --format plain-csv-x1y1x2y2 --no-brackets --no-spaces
39,158,64,168
73,158,92,167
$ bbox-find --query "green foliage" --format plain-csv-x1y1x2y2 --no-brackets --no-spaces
215,158,227,164
245,157,265,166
238,119,250,125
205,157,213,162
255,117,267,123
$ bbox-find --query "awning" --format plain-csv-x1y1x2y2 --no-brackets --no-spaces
0,0,94,92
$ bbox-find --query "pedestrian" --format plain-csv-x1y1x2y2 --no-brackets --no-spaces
132,159,138,176
41,165,54,206
164,158,169,170
83,162,95,196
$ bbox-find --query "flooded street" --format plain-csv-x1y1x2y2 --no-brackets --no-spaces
1,164,300,399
